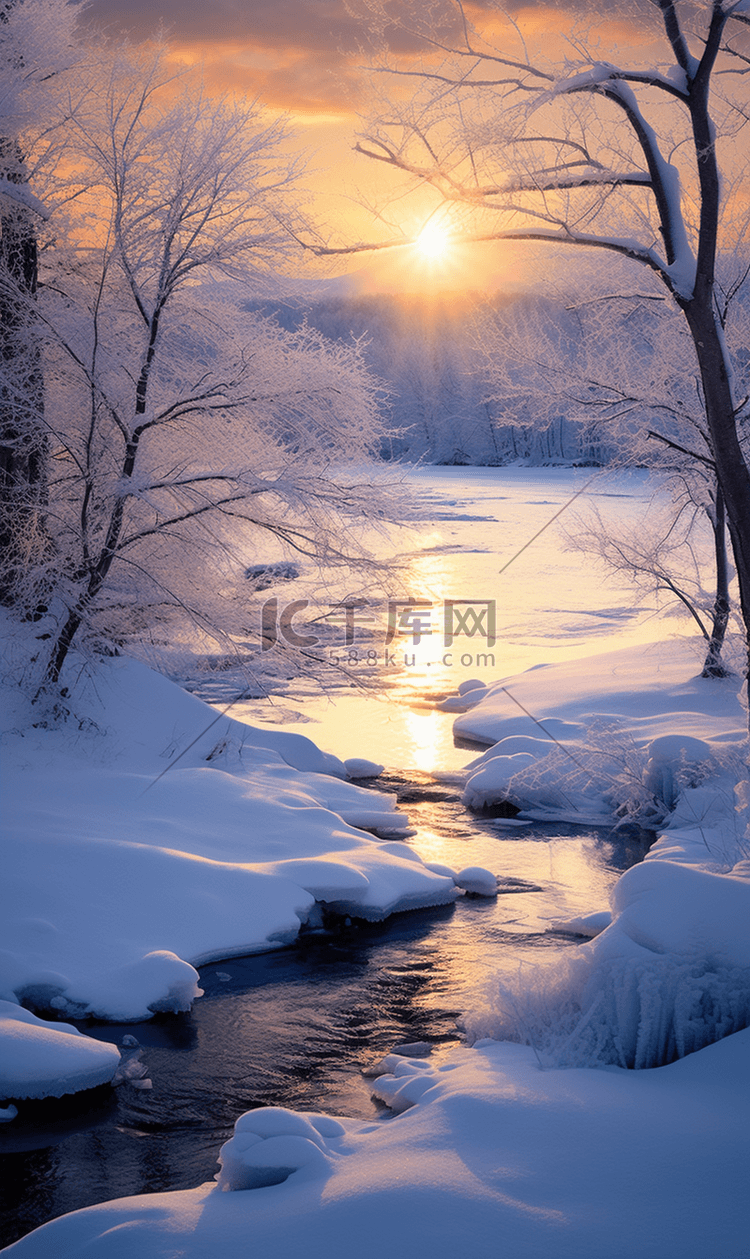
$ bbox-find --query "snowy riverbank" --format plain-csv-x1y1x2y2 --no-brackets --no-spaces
8,1029,746,1259
3,619,749,1255
1,624,462,1101
3,461,749,1254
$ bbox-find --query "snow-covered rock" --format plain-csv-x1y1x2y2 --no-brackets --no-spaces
56,951,203,1023
216,1107,343,1191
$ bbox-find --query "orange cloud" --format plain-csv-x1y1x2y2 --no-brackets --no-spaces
83,0,371,112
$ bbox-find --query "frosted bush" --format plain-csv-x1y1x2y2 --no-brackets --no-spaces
477,721,719,827
471,724,656,822
464,951,750,1070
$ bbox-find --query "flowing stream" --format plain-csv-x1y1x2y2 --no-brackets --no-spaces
1,469,664,1246
0,754,650,1247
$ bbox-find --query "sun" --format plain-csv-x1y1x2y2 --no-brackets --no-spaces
415,222,451,261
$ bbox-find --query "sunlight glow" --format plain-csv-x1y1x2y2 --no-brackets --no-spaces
416,222,451,261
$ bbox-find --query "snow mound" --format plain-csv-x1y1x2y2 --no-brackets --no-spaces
7,1029,750,1258
369,1053,437,1113
2,651,456,1028
0,1001,120,1100
456,641,750,1072
454,866,497,896
463,750,538,808
345,758,384,778
453,641,743,817
56,951,203,1023
452,641,744,750
216,1107,344,1191
466,858,750,1069
642,734,713,810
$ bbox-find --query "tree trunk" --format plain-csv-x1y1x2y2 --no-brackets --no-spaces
681,14,750,700
0,138,47,608
43,608,82,689
682,298,750,694
701,484,730,678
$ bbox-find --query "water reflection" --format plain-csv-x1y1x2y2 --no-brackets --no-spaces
232,686,476,774
224,469,687,774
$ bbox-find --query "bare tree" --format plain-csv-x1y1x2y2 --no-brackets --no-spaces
21,45,403,695
564,494,737,674
472,277,745,674
340,0,750,686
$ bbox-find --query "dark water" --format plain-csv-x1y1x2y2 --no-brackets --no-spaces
0,781,650,1249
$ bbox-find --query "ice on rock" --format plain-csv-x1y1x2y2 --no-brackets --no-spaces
216,1107,344,1191
112,1039,152,1089
0,1000,120,1099
455,867,497,896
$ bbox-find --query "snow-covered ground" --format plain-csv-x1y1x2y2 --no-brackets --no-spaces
8,1029,746,1259
1,631,461,1099
2,468,749,1256
453,636,744,819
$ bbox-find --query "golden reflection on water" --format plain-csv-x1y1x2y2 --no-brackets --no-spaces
403,707,442,774
400,812,625,1013
233,470,693,772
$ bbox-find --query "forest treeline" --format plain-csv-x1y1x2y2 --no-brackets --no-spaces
245,288,642,467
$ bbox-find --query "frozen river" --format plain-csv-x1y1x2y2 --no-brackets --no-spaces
0,467,673,1247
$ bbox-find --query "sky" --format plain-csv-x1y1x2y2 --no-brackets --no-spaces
76,2,675,295
83,1,371,115
80,0,575,292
